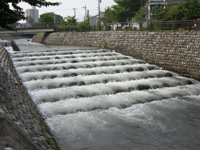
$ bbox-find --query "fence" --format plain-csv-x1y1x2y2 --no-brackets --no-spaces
1,20,200,33
56,22,141,32
149,20,200,32
56,20,200,32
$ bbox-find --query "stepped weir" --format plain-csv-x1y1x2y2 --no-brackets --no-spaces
8,39,200,150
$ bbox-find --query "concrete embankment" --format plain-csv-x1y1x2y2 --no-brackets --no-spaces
32,31,200,80
0,46,59,150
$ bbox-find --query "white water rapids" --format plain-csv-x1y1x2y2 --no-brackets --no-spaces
9,39,200,150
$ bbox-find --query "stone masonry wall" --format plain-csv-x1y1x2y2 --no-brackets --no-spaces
43,32,113,47
32,31,200,80
0,46,59,150
108,31,200,80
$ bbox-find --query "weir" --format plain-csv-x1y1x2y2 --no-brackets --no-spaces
8,39,200,150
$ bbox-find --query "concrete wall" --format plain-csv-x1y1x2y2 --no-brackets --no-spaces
0,46,59,150
32,31,200,80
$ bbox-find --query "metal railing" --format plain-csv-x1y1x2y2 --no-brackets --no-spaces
148,20,200,32
1,20,200,33
0,22,55,32
56,22,141,32
56,20,200,32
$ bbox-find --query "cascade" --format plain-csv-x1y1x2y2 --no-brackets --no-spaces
10,39,200,150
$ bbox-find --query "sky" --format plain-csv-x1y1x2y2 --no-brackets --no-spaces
19,0,117,22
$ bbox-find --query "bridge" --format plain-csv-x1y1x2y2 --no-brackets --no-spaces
0,27,55,34
0,27,55,40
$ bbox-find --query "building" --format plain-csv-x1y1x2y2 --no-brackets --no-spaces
26,7,39,23
147,0,190,20
90,12,104,26
148,0,186,11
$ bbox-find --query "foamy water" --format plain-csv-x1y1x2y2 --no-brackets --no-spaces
10,39,200,150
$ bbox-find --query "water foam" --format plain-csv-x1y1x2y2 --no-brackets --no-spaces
11,40,200,150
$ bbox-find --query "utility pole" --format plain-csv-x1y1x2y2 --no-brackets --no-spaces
73,8,76,17
54,13,56,24
87,10,90,23
98,0,101,20
87,10,90,18
83,5,87,20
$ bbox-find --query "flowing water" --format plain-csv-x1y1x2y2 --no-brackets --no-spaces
9,39,200,150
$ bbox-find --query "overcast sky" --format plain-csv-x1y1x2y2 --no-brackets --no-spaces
19,0,117,22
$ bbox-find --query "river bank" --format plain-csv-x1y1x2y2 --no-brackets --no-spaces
0,44,60,150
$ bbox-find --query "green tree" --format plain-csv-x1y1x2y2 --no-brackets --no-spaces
59,16,77,29
101,0,148,23
100,7,116,23
184,0,200,19
112,4,130,22
152,0,200,21
113,0,148,22
175,3,188,20
64,16,77,26
133,7,148,29
151,5,166,20
38,12,63,24
78,12,91,31
151,4,178,21
55,14,63,24
0,0,60,29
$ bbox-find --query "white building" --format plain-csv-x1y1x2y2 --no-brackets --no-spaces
26,7,39,23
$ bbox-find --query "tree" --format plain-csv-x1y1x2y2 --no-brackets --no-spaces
175,3,188,20
64,16,77,26
151,0,200,21
184,0,200,19
59,16,77,29
100,7,116,23
113,0,148,22
0,0,60,29
151,5,166,21
78,12,91,31
38,12,63,24
133,7,148,29
112,4,130,22
101,0,148,23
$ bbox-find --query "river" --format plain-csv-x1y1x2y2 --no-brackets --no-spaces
8,39,200,150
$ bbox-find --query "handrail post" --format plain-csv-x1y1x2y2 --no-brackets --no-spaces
150,21,152,32
189,21,191,32
174,21,176,32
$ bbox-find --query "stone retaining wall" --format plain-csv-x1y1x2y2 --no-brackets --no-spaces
0,46,59,150
32,31,200,80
